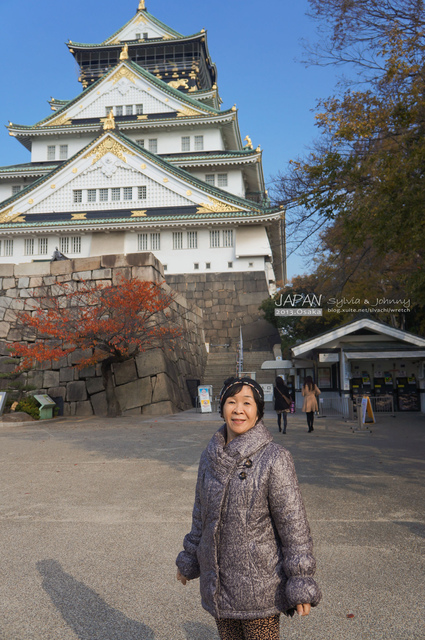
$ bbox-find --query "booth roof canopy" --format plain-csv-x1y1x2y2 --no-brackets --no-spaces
291,318,425,358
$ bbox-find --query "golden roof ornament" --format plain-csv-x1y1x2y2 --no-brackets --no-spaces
120,44,129,61
244,135,253,149
103,110,116,131
138,1,146,10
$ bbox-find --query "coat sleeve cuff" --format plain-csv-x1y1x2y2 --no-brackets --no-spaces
285,576,322,608
176,550,200,580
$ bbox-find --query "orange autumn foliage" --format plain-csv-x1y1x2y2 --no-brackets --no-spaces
11,278,181,370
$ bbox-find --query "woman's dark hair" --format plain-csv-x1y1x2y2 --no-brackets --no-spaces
219,376,265,421
275,376,286,392
304,376,314,391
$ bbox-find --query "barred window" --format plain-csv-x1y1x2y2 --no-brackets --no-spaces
111,188,121,201
123,187,133,200
12,185,22,195
205,174,215,186
194,135,204,150
47,145,56,160
223,229,234,248
187,231,197,249
217,173,228,187
59,145,68,160
105,106,113,116
4,239,13,257
72,236,81,253
87,189,97,203
126,105,133,116
150,232,160,250
99,189,109,202
143,32,148,39
181,136,190,152
210,230,220,248
136,139,145,148
116,106,123,116
173,231,183,250
136,104,144,115
135,33,141,39
138,233,148,251
60,237,69,254
73,190,82,203
148,138,158,153
138,186,147,199
38,237,48,255
24,238,34,256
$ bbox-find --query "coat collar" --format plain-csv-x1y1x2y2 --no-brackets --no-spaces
206,420,273,473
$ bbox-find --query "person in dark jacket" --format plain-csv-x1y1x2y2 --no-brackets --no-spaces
176,376,321,640
273,376,292,433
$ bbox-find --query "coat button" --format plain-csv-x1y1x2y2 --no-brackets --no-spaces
244,459,253,468
239,471,247,480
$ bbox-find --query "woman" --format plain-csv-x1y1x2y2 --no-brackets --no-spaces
176,376,321,640
273,376,292,434
302,376,321,432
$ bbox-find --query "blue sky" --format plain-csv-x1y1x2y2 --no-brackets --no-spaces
0,0,339,278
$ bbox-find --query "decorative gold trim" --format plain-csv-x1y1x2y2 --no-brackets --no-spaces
138,1,146,11
141,164,147,170
45,112,71,127
71,213,87,220
131,210,147,217
177,106,202,117
163,178,169,183
83,135,135,165
168,78,189,90
72,168,78,174
120,44,129,61
186,190,192,196
14,216,26,223
51,184,56,189
28,199,34,204
102,110,116,130
0,207,24,223
137,114,148,119
196,197,243,215
109,66,137,86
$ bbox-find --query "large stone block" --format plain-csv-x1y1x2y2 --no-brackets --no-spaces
2,278,15,289
131,266,162,283
66,380,87,402
0,264,14,277
114,377,151,411
47,386,66,400
135,349,167,378
92,268,112,280
112,267,132,285
141,400,177,416
14,263,51,277
69,348,93,365
51,260,73,276
75,401,94,416
17,277,30,289
43,370,60,388
151,372,174,404
72,271,92,281
90,391,108,417
113,359,138,386
86,376,105,395
71,257,101,272
0,321,11,338
59,368,74,384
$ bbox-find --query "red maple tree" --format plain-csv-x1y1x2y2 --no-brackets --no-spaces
11,277,181,416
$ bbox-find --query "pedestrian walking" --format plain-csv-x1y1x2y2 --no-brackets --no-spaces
176,376,321,640
302,376,321,432
273,376,292,434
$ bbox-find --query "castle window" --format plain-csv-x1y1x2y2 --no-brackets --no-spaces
135,33,141,40
150,232,160,250
105,106,113,116
24,238,34,256
126,105,133,116
205,174,215,186
116,106,123,116
181,136,190,152
138,233,148,251
143,32,149,39
12,185,22,195
47,145,56,160
111,188,121,201
217,173,228,187
194,135,204,150
72,236,81,253
136,139,145,148
123,187,133,200
99,189,109,202
136,104,144,115
206,262,211,269
228,261,233,268
194,263,199,269
148,138,158,153
60,237,69,254
4,239,13,257
138,186,147,199
187,231,197,249
210,230,220,248
38,237,48,255
73,190,82,203
173,231,183,250
87,189,97,203
223,229,233,247
59,145,68,160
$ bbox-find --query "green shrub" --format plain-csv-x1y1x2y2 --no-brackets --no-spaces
15,396,40,420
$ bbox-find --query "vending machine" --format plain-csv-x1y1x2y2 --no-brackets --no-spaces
373,373,394,411
396,375,420,411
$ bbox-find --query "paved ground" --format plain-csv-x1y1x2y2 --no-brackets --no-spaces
0,408,424,640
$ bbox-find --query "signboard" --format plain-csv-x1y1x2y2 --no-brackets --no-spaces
361,396,375,425
261,384,273,402
198,386,212,413
319,353,339,363
0,392,7,416
34,395,56,407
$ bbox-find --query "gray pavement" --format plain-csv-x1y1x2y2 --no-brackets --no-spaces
0,408,424,640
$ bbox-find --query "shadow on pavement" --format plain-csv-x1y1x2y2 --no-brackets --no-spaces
182,621,218,640
37,560,155,640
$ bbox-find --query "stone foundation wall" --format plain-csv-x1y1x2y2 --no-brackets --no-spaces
165,271,280,351
0,254,207,417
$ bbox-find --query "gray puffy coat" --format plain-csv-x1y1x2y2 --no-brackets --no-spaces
176,420,321,620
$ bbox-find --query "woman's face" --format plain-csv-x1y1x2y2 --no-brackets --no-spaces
223,386,259,443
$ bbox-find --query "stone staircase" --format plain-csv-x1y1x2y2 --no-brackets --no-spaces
202,350,277,400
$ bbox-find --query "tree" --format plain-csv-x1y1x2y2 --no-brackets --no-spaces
10,278,181,416
272,0,425,317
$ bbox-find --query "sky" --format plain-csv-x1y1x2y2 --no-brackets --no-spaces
0,0,339,278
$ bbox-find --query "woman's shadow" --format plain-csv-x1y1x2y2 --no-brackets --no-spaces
37,560,155,640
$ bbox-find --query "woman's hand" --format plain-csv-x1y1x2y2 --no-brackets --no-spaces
176,569,187,585
296,603,311,616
